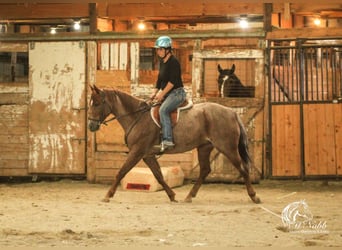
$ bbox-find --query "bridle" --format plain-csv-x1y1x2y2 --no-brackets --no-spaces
88,91,153,144
88,91,114,126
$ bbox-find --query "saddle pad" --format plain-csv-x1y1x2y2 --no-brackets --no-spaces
151,99,193,128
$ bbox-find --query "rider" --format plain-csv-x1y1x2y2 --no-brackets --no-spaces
150,36,187,152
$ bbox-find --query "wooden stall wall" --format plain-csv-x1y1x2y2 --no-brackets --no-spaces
28,41,87,174
190,42,265,183
304,104,342,176
271,103,342,177
271,105,301,176
0,43,29,176
269,38,342,178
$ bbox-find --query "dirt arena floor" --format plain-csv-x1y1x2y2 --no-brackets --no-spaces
0,179,341,248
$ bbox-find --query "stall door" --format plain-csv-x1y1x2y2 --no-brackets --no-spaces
29,42,86,174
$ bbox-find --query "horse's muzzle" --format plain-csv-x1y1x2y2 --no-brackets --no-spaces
88,120,100,132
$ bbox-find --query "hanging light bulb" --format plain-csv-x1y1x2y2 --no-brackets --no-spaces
73,21,81,30
239,18,249,29
137,21,146,31
313,18,321,26
50,27,57,34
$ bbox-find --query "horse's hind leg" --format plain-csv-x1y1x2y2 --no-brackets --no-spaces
184,143,214,203
223,151,260,204
238,162,260,203
143,156,177,202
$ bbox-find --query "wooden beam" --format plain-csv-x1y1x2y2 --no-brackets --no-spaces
284,3,291,20
89,3,97,34
273,3,342,14
16,0,342,3
105,3,264,19
0,28,265,42
266,27,342,39
264,3,273,32
0,4,88,19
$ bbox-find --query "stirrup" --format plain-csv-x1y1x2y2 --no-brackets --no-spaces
153,141,175,153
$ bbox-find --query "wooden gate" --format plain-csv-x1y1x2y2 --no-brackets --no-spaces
29,42,86,174
268,38,342,178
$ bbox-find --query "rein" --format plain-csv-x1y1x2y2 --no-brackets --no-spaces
89,91,152,126
89,90,159,145
102,105,150,126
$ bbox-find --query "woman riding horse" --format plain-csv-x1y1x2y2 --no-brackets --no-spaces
150,36,187,152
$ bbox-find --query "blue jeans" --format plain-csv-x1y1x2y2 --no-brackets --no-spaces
159,87,186,142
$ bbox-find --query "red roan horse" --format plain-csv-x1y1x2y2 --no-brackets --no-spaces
88,85,260,204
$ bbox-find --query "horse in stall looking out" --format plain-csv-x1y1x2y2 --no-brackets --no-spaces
217,64,255,98
88,85,260,204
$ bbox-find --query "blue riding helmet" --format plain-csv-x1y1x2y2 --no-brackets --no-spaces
154,36,172,48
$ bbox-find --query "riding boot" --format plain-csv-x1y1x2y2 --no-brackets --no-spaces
153,140,175,153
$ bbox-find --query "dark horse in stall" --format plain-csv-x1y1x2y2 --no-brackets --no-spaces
88,85,260,204
217,64,255,98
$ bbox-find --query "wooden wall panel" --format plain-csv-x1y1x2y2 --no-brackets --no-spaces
271,105,301,176
335,104,342,175
304,104,339,175
0,104,29,176
29,42,86,174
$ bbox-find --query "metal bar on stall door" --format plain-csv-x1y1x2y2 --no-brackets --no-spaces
332,48,336,98
320,48,324,100
325,48,329,100
339,50,342,98
304,49,308,101
298,39,306,179
282,49,285,102
309,47,314,101
291,47,295,102
314,47,319,101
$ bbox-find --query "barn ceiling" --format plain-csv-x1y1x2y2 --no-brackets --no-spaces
0,2,341,30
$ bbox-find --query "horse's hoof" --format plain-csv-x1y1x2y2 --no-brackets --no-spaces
171,199,178,203
252,196,261,204
101,197,110,203
183,197,192,203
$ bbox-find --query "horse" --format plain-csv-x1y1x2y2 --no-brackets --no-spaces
88,85,260,204
217,64,255,98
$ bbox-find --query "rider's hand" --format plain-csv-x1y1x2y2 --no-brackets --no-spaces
154,92,164,103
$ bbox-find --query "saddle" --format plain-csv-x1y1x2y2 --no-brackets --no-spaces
151,99,193,127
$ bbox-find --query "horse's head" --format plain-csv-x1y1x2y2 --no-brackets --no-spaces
88,85,112,132
217,64,236,97
218,64,235,76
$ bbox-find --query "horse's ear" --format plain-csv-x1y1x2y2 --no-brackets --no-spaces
231,64,235,73
92,84,101,94
217,64,223,73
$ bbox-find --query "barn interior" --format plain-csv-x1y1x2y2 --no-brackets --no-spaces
0,1,341,183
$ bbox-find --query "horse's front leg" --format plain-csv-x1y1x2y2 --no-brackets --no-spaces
143,156,177,202
184,143,213,203
102,150,143,203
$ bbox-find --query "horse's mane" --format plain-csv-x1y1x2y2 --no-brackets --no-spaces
104,88,147,109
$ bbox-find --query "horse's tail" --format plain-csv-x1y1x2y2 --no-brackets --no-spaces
236,114,251,168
